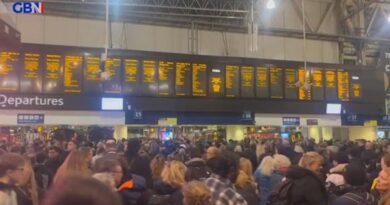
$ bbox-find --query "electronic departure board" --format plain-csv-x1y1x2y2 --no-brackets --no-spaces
104,58,121,94
44,54,63,93
311,68,324,100
325,69,337,101
123,59,139,95
270,67,283,99
298,69,311,100
225,65,239,97
192,63,207,97
350,74,362,100
175,62,191,96
84,56,102,93
20,52,42,93
158,61,175,96
0,51,20,92
256,67,269,98
285,68,297,99
337,70,350,101
64,55,83,93
209,67,224,97
141,60,157,96
241,66,255,97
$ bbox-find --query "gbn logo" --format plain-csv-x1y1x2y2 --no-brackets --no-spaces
12,2,44,14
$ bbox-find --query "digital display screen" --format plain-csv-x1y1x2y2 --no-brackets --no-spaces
270,67,283,99
0,51,20,92
141,60,157,96
123,58,139,94
209,68,224,97
101,97,123,110
325,69,337,101
158,61,175,96
311,69,324,100
298,69,311,100
256,67,269,98
175,62,191,96
337,70,350,101
64,55,83,93
350,74,361,100
43,54,63,93
225,65,239,97
84,55,103,93
103,58,122,94
326,103,341,114
284,68,297,99
241,66,255,97
192,63,207,97
20,52,42,93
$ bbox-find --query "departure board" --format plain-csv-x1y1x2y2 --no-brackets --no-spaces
142,60,158,96
104,58,122,94
298,69,311,100
350,74,361,100
337,70,349,101
158,61,175,96
209,68,224,97
64,55,83,93
225,65,239,97
256,67,269,98
0,51,20,92
175,62,191,96
270,67,283,99
20,52,42,93
311,69,324,100
123,59,139,95
84,56,102,93
325,69,337,101
285,68,297,99
192,63,207,97
43,54,63,93
241,66,255,97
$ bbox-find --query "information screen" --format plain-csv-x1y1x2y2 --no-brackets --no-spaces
0,51,20,92
175,62,191,96
270,67,283,99
256,67,269,98
64,55,83,93
103,58,122,94
311,69,324,100
225,65,239,98
298,69,311,100
192,63,207,97
84,56,102,93
350,74,362,100
123,59,139,95
325,69,337,101
141,60,158,96
43,54,63,93
158,61,175,96
337,70,350,101
241,66,255,97
20,52,42,93
209,68,224,97
285,68,297,99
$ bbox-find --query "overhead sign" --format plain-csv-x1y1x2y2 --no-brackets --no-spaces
158,118,177,126
17,114,44,124
306,119,318,126
282,117,300,126
380,48,390,96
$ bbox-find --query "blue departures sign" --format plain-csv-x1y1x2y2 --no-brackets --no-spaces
282,117,300,126
17,114,44,124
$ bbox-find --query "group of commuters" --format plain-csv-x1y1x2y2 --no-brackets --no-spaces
2,135,390,205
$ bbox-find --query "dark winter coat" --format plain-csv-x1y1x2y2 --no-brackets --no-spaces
236,186,259,205
128,154,153,188
151,180,183,205
331,189,377,205
118,174,148,205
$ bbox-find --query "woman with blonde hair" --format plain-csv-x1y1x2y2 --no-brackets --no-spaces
150,154,166,180
53,147,92,184
182,181,211,205
14,157,39,205
150,160,187,205
235,158,259,205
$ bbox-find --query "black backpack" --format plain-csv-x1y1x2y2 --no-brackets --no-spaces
267,179,294,205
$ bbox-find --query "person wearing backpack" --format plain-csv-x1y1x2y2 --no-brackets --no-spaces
332,164,377,205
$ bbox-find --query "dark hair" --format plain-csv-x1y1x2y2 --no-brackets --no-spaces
383,153,390,167
36,152,48,164
126,138,141,157
333,152,349,164
207,151,239,178
93,158,121,173
343,164,366,186
347,147,360,158
48,146,62,154
0,153,25,177
43,176,122,205
188,147,202,159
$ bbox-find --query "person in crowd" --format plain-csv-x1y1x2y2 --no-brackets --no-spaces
182,181,211,205
326,151,350,201
370,153,390,194
0,153,25,205
206,146,218,160
66,140,78,153
150,160,187,205
150,154,166,180
205,151,247,205
380,192,390,205
284,151,328,205
53,147,92,184
255,154,291,205
332,164,377,205
235,158,259,205
276,140,302,165
14,157,39,205
361,142,377,166
125,138,152,188
256,142,267,165
185,147,210,181
45,146,63,178
347,147,365,168
33,152,51,190
92,145,106,166
42,175,123,205
92,172,117,191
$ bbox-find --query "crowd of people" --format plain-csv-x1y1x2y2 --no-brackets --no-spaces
2,134,390,205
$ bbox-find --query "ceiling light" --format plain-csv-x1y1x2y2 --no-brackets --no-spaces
266,0,276,10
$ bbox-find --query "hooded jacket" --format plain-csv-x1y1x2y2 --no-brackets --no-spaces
286,166,328,205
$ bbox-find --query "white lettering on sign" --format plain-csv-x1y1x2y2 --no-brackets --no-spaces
0,94,64,108
386,53,390,59
386,65,390,72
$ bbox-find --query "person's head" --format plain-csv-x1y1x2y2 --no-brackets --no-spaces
43,176,122,205
365,142,374,150
377,168,390,194
379,192,390,205
206,146,218,160
78,146,93,164
92,173,116,191
273,154,291,173
161,160,187,188
150,154,166,180
36,152,48,164
207,151,239,182
126,138,141,157
54,148,91,183
332,152,349,167
94,158,123,185
188,147,202,159
235,170,256,189
0,153,25,185
182,181,211,205
299,152,323,174
257,156,273,176
67,140,78,152
343,164,366,186
95,146,106,156
105,140,117,153
382,153,390,170
385,143,390,154
239,158,253,178
347,147,360,160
